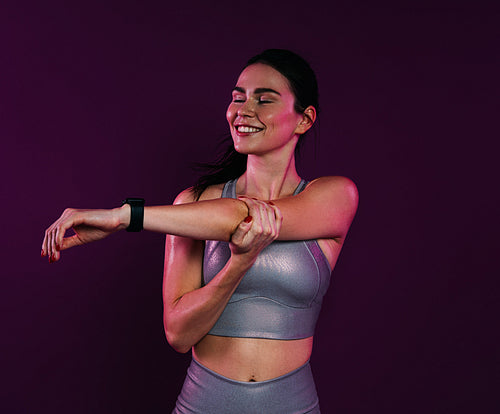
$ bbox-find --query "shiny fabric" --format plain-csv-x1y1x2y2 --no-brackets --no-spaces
172,358,320,414
203,179,332,339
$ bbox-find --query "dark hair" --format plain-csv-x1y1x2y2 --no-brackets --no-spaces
191,49,319,200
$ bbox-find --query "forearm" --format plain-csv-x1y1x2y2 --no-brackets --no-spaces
164,255,253,353
119,198,249,241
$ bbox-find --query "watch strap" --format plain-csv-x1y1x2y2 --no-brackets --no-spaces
122,198,145,232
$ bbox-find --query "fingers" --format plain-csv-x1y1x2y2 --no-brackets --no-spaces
237,196,282,241
42,208,79,263
43,221,60,263
42,224,57,262
60,234,83,251
230,196,283,258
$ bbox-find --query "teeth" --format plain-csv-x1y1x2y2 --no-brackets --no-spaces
237,126,261,133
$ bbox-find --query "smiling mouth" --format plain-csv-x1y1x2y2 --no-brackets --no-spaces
235,125,263,133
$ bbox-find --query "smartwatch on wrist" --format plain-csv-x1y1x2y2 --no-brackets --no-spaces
122,198,145,232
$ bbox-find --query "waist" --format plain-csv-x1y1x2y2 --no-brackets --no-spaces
193,335,313,382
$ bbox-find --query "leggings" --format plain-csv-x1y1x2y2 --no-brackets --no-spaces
172,358,320,414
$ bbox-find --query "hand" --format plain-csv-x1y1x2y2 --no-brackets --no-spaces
41,205,129,263
229,197,283,266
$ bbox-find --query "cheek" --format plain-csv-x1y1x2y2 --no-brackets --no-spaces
266,109,298,128
226,105,236,124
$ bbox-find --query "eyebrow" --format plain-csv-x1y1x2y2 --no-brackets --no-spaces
232,86,281,96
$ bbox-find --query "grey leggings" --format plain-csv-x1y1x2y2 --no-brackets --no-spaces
172,358,320,413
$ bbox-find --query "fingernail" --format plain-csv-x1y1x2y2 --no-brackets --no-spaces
41,249,45,257
55,243,60,251
244,216,253,223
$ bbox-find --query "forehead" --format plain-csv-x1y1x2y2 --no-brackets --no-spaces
235,63,293,94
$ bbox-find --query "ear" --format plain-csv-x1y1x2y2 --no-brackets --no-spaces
295,106,317,135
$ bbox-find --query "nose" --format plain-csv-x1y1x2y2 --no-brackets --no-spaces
237,99,256,117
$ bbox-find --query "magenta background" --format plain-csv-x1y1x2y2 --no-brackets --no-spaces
1,1,498,413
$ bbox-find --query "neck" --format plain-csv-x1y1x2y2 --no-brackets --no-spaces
238,143,301,200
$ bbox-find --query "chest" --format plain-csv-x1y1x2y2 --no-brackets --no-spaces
203,240,331,308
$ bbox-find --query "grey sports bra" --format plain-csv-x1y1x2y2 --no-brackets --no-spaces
203,179,332,340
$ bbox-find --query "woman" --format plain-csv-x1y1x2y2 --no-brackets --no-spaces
42,49,358,413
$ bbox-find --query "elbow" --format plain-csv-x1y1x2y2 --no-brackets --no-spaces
166,333,192,354
234,197,250,216
163,318,194,354
214,198,249,240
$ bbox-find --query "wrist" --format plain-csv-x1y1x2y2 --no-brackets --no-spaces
121,198,145,232
228,252,257,273
116,204,131,231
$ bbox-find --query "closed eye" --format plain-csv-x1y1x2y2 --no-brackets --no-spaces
232,93,246,103
258,94,275,104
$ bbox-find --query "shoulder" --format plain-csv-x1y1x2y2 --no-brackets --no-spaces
307,176,358,199
174,183,225,205
305,176,359,212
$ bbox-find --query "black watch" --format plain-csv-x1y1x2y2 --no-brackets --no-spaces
122,198,145,232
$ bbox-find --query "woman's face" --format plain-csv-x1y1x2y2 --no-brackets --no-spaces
226,63,304,156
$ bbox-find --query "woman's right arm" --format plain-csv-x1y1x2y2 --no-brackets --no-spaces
162,189,282,353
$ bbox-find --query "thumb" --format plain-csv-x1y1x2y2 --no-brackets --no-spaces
230,216,253,245
60,234,84,251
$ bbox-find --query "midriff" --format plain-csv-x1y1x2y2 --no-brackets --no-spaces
193,334,313,382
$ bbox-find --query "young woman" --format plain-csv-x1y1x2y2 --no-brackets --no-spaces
42,49,358,413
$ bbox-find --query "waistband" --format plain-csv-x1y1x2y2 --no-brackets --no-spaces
173,357,320,413
192,356,312,385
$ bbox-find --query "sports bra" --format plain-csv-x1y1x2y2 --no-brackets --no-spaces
203,179,332,340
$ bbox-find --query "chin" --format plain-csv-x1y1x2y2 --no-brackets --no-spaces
233,145,252,155
232,139,252,155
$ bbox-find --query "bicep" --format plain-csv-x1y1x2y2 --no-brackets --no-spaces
275,176,359,241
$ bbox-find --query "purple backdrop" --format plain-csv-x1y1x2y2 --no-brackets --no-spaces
1,1,498,413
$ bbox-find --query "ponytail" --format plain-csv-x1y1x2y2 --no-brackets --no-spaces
191,136,247,200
